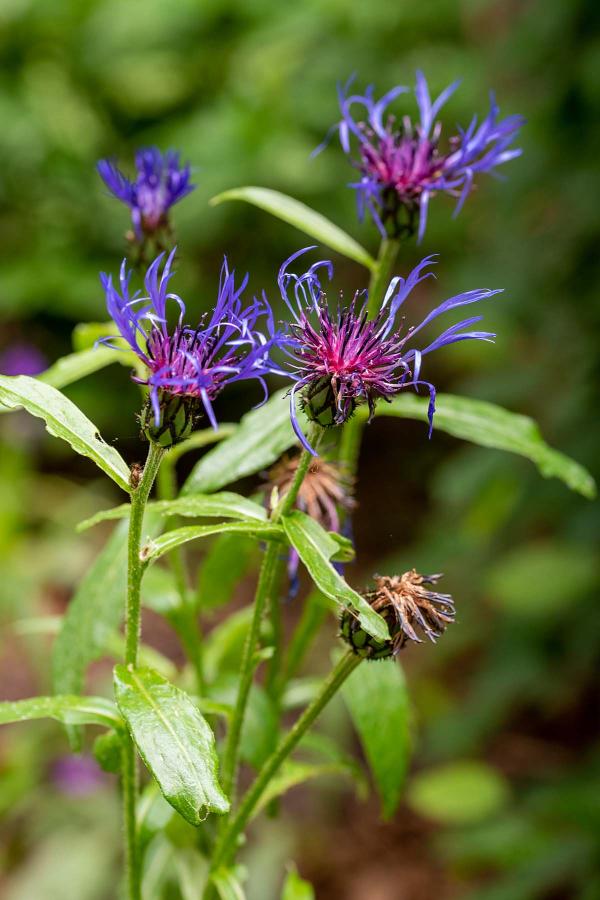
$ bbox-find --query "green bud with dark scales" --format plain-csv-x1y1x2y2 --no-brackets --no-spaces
340,570,455,659
340,601,398,659
140,393,201,448
300,376,357,429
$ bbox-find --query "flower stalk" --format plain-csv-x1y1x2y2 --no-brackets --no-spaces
122,440,165,900
219,433,321,804
210,650,362,874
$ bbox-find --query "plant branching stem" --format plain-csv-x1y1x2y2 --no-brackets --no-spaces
157,455,205,694
219,437,319,806
211,651,362,871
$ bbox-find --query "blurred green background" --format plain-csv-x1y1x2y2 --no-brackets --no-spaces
0,0,599,897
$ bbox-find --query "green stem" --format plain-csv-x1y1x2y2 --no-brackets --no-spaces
122,441,164,900
211,651,362,871
121,740,139,900
219,540,281,801
219,439,319,805
157,456,205,693
367,237,401,318
126,442,165,666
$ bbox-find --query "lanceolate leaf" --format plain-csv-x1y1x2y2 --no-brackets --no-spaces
197,532,257,611
183,389,298,495
281,511,388,642
141,522,284,566
0,695,121,730
342,658,411,819
211,186,376,271
0,375,131,492
53,512,161,735
38,346,122,389
77,492,267,532
370,393,596,499
114,665,229,825
52,519,130,699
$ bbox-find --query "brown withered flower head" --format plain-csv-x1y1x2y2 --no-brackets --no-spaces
341,570,455,659
264,453,355,594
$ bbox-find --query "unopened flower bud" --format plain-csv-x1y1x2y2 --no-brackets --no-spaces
139,392,200,448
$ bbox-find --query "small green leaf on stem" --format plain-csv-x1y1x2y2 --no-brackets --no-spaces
211,186,376,271
281,511,388,642
0,695,122,730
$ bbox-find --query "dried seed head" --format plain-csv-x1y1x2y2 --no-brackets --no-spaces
340,569,455,659
265,453,355,526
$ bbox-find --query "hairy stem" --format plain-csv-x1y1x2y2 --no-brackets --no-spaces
126,442,165,666
122,441,164,900
219,440,319,806
157,456,204,693
367,237,401,318
211,651,362,871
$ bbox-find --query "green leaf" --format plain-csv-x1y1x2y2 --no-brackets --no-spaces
211,186,375,271
114,665,229,825
203,607,253,683
38,346,121,389
281,867,315,900
240,685,279,770
183,389,298,495
407,761,510,825
77,491,267,532
0,375,131,492
281,511,388,642
372,393,596,499
210,867,247,900
254,761,356,817
141,566,181,616
342,658,411,819
141,521,284,566
197,532,257,610
52,519,130,699
0,695,121,730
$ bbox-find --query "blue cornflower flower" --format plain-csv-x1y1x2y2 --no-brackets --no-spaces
97,147,195,242
100,248,281,445
317,71,524,241
278,247,501,454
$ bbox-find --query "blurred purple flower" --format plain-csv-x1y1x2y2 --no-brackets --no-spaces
100,247,282,443
317,71,524,241
278,247,501,454
97,147,195,241
0,342,47,376
52,755,105,796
